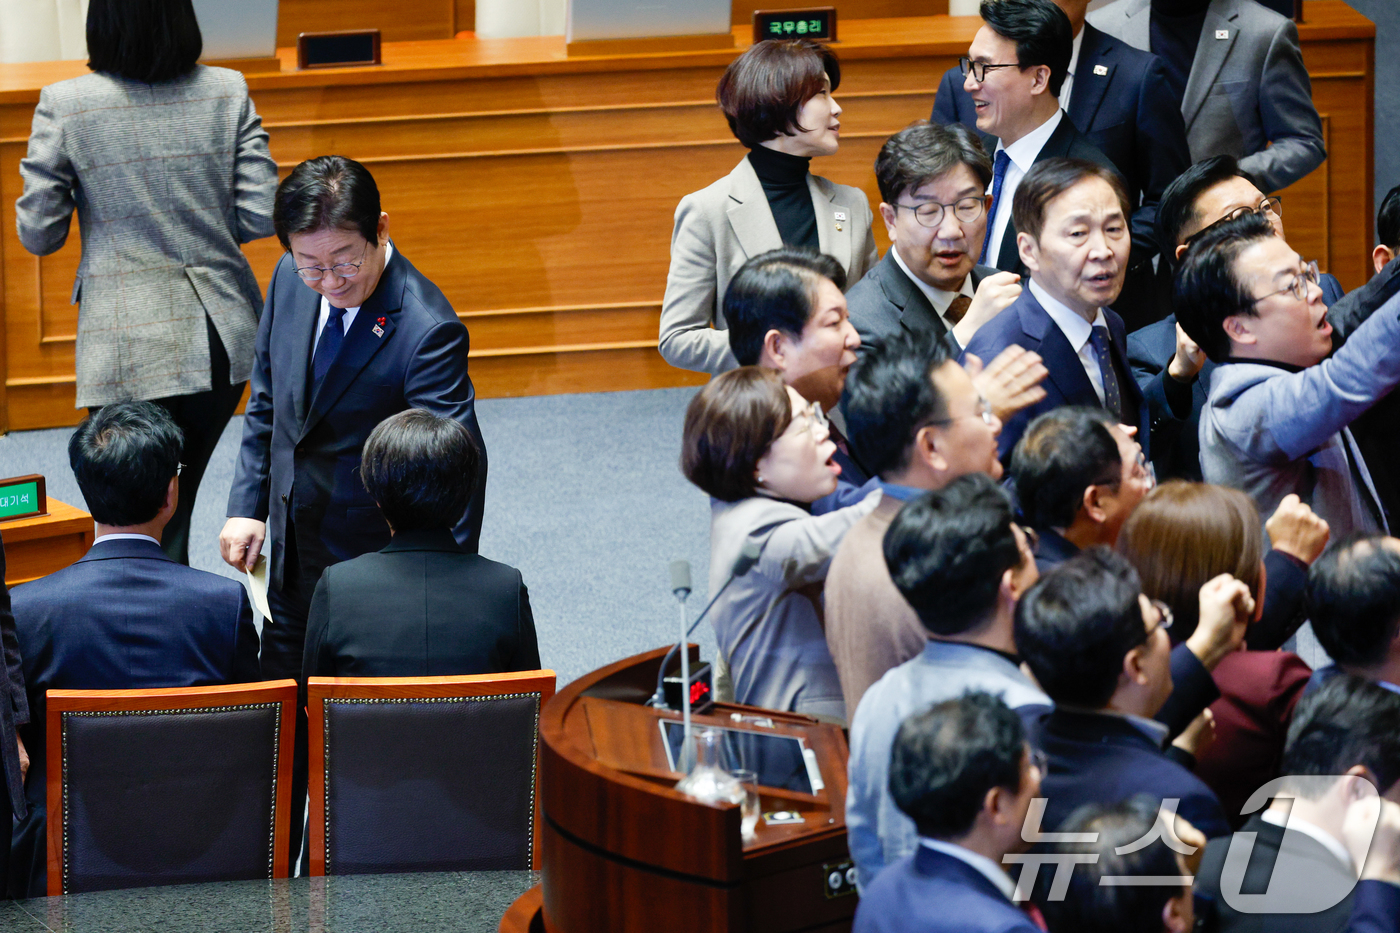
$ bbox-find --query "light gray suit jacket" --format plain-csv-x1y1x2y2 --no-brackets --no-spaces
1198,288,1400,543
659,155,877,375
16,65,277,407
707,491,879,725
1089,0,1325,193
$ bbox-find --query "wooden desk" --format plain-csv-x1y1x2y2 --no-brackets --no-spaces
0,4,1375,431
1,497,92,586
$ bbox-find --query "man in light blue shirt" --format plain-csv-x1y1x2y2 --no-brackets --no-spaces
846,473,1049,889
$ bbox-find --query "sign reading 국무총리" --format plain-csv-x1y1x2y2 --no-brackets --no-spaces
0,475,47,522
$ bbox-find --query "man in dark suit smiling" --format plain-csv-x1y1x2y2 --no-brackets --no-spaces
221,155,487,864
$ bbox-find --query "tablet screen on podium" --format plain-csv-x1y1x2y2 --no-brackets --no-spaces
659,721,817,795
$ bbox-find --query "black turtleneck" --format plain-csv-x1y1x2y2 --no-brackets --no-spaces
1150,0,1211,103
747,145,819,251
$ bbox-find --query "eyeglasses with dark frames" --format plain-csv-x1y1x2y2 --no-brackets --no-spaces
1182,196,1284,250
1241,259,1320,309
923,396,996,429
893,196,988,229
959,57,1021,83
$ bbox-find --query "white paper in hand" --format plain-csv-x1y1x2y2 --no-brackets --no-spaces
244,553,272,621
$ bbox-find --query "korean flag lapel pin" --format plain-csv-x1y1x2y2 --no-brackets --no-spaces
373,316,386,338
834,210,847,233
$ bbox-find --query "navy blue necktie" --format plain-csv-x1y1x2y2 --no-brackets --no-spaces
980,150,1011,265
311,305,347,390
1088,325,1124,421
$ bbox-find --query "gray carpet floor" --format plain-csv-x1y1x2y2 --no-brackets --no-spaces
0,387,719,689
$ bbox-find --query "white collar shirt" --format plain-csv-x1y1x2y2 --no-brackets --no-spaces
93,533,162,546
890,244,976,324
312,242,394,356
1059,29,1086,112
987,109,1064,265
918,837,1018,901
1260,809,1354,873
1029,278,1108,404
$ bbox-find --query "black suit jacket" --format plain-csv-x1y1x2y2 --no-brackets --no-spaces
845,249,999,351
1195,812,1359,933
228,247,487,593
0,536,27,819
1036,708,1230,839
302,528,540,680
7,537,259,897
932,23,1190,267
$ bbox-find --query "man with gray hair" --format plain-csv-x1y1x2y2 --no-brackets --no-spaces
846,121,1023,351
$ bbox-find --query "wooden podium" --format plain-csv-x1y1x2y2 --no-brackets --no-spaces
503,646,856,933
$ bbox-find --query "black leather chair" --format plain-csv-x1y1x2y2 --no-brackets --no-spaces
46,681,298,895
307,671,556,875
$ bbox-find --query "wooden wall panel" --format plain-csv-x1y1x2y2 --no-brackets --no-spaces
277,0,456,46
732,0,949,22
0,5,1376,431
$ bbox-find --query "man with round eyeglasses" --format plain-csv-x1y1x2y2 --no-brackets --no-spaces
221,155,487,868
847,121,1024,352
1178,209,1400,542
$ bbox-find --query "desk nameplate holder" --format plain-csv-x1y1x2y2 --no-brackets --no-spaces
0,475,47,523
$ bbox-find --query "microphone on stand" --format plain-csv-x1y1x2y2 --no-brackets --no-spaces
651,540,763,712
669,559,696,769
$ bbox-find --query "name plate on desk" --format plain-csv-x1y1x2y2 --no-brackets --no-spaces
753,8,837,43
297,30,382,70
0,475,46,522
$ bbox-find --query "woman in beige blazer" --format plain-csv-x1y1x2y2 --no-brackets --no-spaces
659,39,877,376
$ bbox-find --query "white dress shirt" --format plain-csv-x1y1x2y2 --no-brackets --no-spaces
93,533,161,546
1260,809,1354,873
919,838,1018,900
1029,279,1108,404
890,244,976,327
987,110,1064,265
1059,29,1086,113
311,242,394,356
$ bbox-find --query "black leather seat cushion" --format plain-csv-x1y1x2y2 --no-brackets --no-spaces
62,706,280,894
323,694,539,874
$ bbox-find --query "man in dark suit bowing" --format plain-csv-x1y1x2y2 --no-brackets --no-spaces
933,0,1189,303
9,401,259,897
963,158,1148,462
303,409,538,681
853,692,1046,932
221,155,487,864
952,0,1125,281
847,122,1023,352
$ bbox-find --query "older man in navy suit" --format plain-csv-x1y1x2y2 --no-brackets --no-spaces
854,692,1046,933
8,401,259,898
221,155,487,866
963,158,1148,462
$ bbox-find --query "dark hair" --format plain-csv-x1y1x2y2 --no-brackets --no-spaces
1156,155,1256,255
874,122,993,206
1117,482,1262,643
725,248,847,366
1174,210,1277,363
273,156,382,250
717,39,842,149
69,400,183,527
843,333,957,478
889,692,1026,839
360,410,480,533
1307,536,1400,669
1015,547,1146,707
681,367,793,502
1011,407,1120,529
1012,158,1131,244
1035,796,1190,933
884,474,1023,636
979,0,1074,98
1283,673,1400,796
86,0,202,84
1379,184,1400,252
